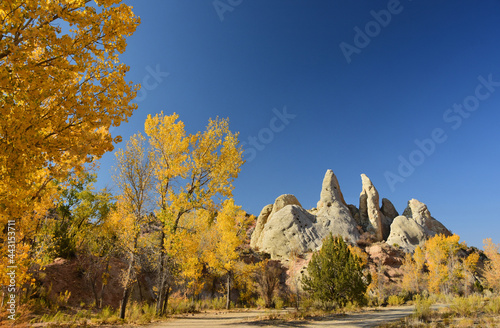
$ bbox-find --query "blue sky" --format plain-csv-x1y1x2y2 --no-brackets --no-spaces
97,0,500,248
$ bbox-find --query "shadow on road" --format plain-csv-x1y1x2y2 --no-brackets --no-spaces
238,306,415,327
147,306,416,327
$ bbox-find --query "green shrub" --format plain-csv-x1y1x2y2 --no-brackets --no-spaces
273,296,284,310
344,301,362,312
302,235,369,309
387,295,405,306
125,302,156,324
256,297,266,308
412,294,434,322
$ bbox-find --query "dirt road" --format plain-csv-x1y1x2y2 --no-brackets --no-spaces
146,306,415,327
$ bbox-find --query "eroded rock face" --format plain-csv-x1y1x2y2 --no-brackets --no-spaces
386,215,427,253
317,169,347,209
258,205,321,259
359,174,384,241
316,170,360,244
380,198,398,240
403,199,451,236
252,170,359,260
387,199,451,253
250,204,273,249
251,194,303,249
270,194,302,218
381,198,399,220
347,204,361,228
365,243,405,281
250,170,452,259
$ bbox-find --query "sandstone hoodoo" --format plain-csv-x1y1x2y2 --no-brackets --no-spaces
359,174,385,241
250,169,451,260
387,198,452,253
251,170,359,260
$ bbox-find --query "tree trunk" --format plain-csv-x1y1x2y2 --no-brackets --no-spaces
156,230,166,315
226,272,231,310
162,285,171,314
120,232,139,320
120,251,135,319
91,280,99,308
137,277,144,303
99,257,110,309
120,285,131,320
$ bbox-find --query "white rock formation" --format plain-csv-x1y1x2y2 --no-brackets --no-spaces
359,174,384,241
258,205,322,259
250,204,273,249
252,170,359,260
387,199,451,253
403,199,450,236
315,170,360,242
380,198,399,240
386,215,427,253
317,169,348,209
270,194,302,218
250,170,452,258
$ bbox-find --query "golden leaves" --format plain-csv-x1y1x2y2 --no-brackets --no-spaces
0,0,139,288
483,238,500,292
112,112,245,299
204,199,251,273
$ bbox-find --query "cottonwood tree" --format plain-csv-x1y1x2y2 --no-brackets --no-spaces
424,234,462,294
203,199,251,309
113,133,154,319
462,251,480,295
0,0,139,290
483,238,500,293
143,112,244,314
400,246,426,294
302,235,369,309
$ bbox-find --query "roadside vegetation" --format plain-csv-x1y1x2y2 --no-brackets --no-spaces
378,294,500,328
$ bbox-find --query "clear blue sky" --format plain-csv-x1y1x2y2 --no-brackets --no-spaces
96,0,500,248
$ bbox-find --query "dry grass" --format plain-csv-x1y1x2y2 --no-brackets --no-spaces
376,294,500,328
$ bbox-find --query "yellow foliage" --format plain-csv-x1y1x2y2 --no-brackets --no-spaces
400,253,417,293
112,113,244,308
203,199,251,275
424,234,461,294
400,246,426,294
0,0,139,288
483,238,500,292
348,244,368,267
463,252,479,274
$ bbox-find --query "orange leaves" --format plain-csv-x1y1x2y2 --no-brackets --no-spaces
423,234,461,294
0,0,139,235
